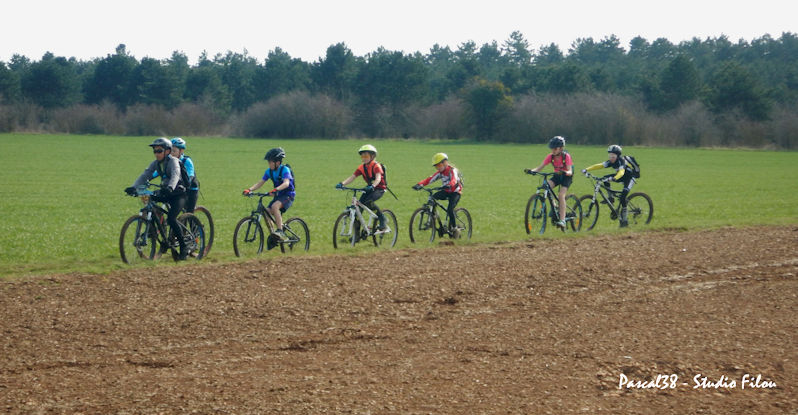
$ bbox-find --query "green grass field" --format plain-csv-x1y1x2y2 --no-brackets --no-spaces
1,134,796,278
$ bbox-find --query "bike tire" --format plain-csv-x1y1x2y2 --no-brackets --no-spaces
627,192,654,226
119,215,159,265
233,216,264,257
453,207,472,240
524,194,547,235
373,209,398,248
409,207,435,243
333,211,355,249
579,195,600,231
564,194,583,232
177,213,205,261
192,206,214,257
283,217,310,252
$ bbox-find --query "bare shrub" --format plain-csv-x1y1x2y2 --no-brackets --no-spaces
169,103,225,136
50,103,124,135
123,104,171,136
233,91,351,138
766,105,798,149
0,102,44,132
408,98,469,139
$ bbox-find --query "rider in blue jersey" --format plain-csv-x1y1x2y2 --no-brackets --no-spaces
243,147,295,240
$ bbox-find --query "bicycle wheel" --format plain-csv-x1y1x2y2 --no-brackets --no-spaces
177,213,205,261
119,215,159,265
453,207,472,240
233,216,264,257
283,217,310,252
564,194,583,232
333,211,356,248
524,194,547,235
626,192,654,226
579,195,600,231
373,209,398,248
193,206,214,256
409,207,435,243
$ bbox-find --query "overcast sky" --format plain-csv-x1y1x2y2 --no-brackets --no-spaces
3,0,795,64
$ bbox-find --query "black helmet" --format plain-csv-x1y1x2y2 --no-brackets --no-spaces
607,144,623,156
149,137,172,150
264,147,286,161
548,136,566,149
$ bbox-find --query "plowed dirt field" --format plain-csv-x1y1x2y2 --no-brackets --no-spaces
2,226,797,414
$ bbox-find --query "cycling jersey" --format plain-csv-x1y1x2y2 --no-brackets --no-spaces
262,165,296,198
586,158,629,181
419,165,462,194
541,152,573,175
354,160,387,190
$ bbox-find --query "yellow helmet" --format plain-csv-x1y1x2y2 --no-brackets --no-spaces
358,144,377,155
432,152,448,165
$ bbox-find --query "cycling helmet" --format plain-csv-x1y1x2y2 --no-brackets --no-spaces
607,144,623,156
358,144,377,155
432,152,448,165
149,137,172,150
264,147,286,161
548,136,566,149
171,137,186,149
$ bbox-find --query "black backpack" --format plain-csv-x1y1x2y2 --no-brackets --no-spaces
180,155,200,190
157,156,190,193
363,161,397,199
622,155,641,178
272,164,294,187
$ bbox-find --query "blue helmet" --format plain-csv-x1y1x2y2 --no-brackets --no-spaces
171,137,186,149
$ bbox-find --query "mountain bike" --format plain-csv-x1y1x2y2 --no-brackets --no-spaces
332,186,398,248
579,172,653,230
233,192,310,257
409,187,472,242
119,184,206,264
524,171,582,234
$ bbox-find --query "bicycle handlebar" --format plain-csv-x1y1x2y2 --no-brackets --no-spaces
584,172,612,182
336,186,369,192
243,192,274,198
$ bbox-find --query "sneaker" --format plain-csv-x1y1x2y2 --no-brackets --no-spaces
273,229,288,241
451,227,461,239
556,220,566,229
619,220,628,228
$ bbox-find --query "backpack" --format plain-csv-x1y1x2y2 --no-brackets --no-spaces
363,161,398,199
272,164,294,187
622,155,641,178
156,156,190,193
181,155,200,190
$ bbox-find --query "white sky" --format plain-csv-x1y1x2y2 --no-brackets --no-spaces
2,0,795,64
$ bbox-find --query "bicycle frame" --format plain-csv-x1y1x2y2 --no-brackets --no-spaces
340,187,383,236
418,187,453,234
533,173,565,222
243,193,303,244
585,172,624,215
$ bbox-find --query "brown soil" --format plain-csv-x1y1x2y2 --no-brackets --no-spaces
1,226,797,414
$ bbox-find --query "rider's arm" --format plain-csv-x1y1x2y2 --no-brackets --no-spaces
275,177,290,191
163,157,181,191
183,157,195,179
372,172,381,187
132,160,158,187
528,162,546,173
584,163,604,172
248,179,267,192
613,167,625,181
341,174,357,186
418,172,440,186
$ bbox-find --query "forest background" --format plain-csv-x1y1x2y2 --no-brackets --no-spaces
1,32,797,148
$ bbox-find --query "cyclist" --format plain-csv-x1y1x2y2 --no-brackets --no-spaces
125,137,189,260
524,136,574,229
412,152,463,237
243,147,295,241
170,137,200,213
336,144,388,231
581,144,635,227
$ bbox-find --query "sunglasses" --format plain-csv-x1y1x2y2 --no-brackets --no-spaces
153,148,165,154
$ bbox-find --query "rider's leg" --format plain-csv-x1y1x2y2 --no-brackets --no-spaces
558,185,568,224
167,195,188,258
270,200,284,230
445,192,461,230
360,189,386,229
619,178,636,227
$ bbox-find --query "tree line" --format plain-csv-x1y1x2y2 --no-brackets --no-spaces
1,32,797,148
